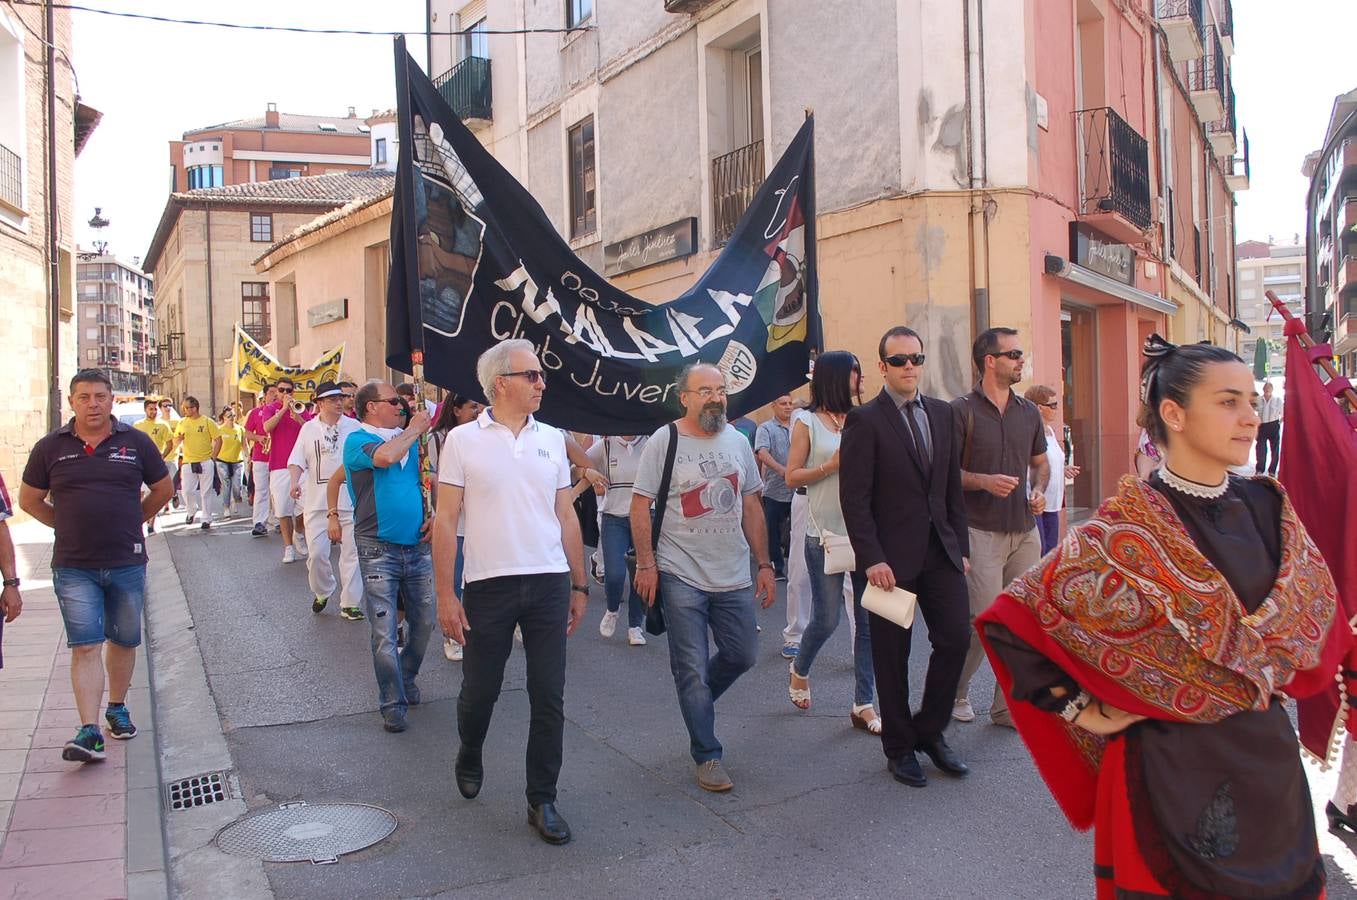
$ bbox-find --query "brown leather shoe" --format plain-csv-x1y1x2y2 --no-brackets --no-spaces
696,759,733,792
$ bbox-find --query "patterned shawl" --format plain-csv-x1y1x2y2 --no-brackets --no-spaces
977,475,1351,829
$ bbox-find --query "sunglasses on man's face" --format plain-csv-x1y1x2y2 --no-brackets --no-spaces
883,353,926,368
990,349,1024,361
277,387,294,394
503,370,545,384
372,397,404,408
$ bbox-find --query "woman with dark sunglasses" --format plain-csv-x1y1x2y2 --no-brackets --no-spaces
782,350,878,733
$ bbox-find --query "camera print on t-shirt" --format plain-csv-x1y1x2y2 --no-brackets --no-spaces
674,451,744,533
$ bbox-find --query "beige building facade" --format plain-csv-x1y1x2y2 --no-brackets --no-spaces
1235,239,1303,377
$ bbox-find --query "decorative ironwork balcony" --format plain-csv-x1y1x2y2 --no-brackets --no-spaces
1184,26,1225,123
0,142,21,211
1225,129,1250,192
1217,0,1234,55
1075,107,1152,241
1157,0,1204,63
167,332,185,364
712,140,765,247
1206,82,1236,158
434,56,492,124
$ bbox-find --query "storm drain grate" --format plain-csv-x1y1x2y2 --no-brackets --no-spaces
215,801,397,865
165,771,233,811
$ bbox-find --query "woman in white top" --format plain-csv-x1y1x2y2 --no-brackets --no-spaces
586,434,649,646
1024,384,1081,556
783,351,880,734
429,395,483,661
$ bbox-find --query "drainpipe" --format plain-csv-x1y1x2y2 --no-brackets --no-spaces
962,0,990,341
45,0,61,430
1151,29,1170,272
205,206,218,412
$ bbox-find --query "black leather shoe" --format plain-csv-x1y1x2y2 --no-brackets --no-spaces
1327,801,1357,834
918,736,970,777
887,754,927,788
527,802,572,845
454,746,483,799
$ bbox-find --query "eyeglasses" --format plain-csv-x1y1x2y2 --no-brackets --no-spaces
277,387,294,394
372,397,404,407
1039,401,1059,410
883,353,926,367
502,370,544,384
686,387,728,400
989,349,1024,361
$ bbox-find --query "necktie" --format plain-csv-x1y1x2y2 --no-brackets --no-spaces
904,400,932,475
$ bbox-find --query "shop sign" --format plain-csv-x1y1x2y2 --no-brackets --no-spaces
1070,223,1134,286
603,218,697,277
307,298,349,328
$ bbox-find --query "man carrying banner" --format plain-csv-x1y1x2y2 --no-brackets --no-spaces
433,339,588,845
631,362,776,793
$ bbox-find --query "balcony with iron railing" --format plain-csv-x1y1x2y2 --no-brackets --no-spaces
433,56,492,124
1225,129,1250,192
1158,0,1204,63
1184,26,1225,123
0,142,20,212
1075,107,1152,242
712,140,765,247
1217,0,1234,55
1206,82,1236,158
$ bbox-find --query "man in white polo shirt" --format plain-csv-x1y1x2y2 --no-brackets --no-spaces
288,381,364,622
433,338,588,846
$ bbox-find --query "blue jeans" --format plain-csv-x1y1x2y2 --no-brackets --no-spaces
600,513,644,628
762,497,791,574
355,540,434,713
660,573,758,763
794,537,874,706
53,565,146,648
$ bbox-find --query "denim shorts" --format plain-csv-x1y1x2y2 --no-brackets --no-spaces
53,565,147,648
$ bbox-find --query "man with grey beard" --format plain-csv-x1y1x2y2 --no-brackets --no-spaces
631,363,776,793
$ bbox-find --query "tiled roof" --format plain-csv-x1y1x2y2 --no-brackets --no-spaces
253,188,395,267
184,113,370,137
175,169,394,206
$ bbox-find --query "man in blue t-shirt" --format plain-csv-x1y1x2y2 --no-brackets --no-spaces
328,379,432,734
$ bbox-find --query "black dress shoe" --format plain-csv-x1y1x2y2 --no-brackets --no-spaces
887,754,927,788
454,746,483,799
1327,801,1357,834
527,802,572,845
918,736,970,777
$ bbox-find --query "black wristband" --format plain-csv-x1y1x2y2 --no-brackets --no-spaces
2,577,19,588
571,585,588,594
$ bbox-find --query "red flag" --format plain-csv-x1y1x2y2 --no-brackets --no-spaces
1279,329,1357,761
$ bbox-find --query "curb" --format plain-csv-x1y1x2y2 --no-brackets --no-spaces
144,533,271,899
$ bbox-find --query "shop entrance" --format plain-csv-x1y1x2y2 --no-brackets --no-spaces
1061,305,1099,520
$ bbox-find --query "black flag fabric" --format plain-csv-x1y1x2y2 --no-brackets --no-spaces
387,38,820,435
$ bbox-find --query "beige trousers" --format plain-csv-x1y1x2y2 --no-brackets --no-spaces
957,526,1041,723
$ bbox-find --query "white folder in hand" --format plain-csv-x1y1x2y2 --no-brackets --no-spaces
860,583,919,630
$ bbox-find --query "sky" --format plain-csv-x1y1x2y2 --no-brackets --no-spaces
72,1,427,263
69,0,1356,263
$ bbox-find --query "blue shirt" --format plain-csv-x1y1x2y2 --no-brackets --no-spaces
344,430,423,546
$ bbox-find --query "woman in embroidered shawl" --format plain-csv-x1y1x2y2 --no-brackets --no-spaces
978,336,1352,899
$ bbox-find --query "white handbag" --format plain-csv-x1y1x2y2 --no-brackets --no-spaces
819,529,856,575
860,583,918,629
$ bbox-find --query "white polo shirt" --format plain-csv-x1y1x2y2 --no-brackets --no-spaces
287,415,361,514
439,408,571,583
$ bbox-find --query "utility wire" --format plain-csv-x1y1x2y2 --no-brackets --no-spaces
6,0,592,36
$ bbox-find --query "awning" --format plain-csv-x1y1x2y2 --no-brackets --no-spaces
1044,253,1178,315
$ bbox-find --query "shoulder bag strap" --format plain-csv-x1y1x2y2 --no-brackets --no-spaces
961,396,975,473
650,423,679,551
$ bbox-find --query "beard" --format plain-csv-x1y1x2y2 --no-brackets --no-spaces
697,403,727,434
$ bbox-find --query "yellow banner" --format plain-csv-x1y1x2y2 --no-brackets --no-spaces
231,326,344,401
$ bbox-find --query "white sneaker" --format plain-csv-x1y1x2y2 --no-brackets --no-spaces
952,698,976,723
627,627,647,646
599,610,619,638
291,541,308,559
282,546,296,564
443,638,463,661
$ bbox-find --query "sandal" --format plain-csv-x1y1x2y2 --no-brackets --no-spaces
788,662,811,710
851,704,883,734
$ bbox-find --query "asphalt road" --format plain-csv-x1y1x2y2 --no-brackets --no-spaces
162,516,1357,899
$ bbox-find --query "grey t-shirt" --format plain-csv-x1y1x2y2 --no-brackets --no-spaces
753,418,793,502
633,423,764,592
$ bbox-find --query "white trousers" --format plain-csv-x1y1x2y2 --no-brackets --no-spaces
181,463,216,521
251,460,273,526
302,508,362,609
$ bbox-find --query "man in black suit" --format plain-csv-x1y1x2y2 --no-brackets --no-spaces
839,326,972,788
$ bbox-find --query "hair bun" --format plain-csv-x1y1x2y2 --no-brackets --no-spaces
1142,333,1178,359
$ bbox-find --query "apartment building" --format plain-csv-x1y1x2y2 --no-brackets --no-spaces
1235,239,1302,378
422,0,1245,509
1302,87,1357,376
169,104,373,193
75,251,156,393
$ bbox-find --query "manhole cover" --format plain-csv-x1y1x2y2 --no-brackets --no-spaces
215,801,397,864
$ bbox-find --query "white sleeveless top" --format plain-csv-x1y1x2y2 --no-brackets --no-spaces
794,408,845,539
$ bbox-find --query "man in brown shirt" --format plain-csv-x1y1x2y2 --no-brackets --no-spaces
950,327,1049,728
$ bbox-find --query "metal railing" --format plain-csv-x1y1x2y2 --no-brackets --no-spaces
712,140,765,246
1156,0,1203,36
1185,26,1224,103
434,56,492,122
1075,107,1152,231
1207,82,1235,140
167,332,185,364
0,142,20,210
1218,0,1233,39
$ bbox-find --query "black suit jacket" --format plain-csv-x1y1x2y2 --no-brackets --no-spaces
838,389,969,580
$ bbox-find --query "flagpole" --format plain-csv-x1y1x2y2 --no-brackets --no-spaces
1266,290,1357,411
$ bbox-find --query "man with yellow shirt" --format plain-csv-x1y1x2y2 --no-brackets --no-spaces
133,399,175,533
215,407,247,519
168,397,221,530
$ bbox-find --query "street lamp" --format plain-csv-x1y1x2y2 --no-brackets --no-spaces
87,207,110,256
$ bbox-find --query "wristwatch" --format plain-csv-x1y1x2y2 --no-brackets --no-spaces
571,584,588,594
1059,689,1092,723
2,577,18,588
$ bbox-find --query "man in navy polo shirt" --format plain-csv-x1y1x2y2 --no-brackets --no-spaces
19,370,172,763
328,379,432,734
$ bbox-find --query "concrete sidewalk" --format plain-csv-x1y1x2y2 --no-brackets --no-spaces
0,522,169,900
